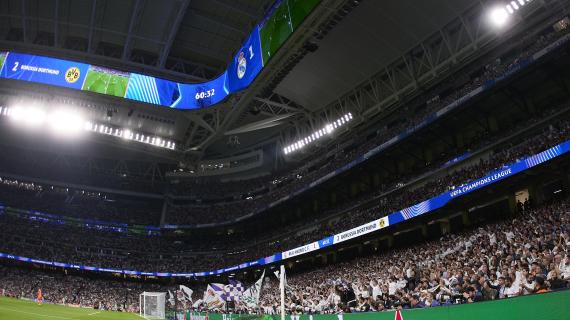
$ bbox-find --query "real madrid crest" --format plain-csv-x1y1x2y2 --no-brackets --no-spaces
237,52,247,79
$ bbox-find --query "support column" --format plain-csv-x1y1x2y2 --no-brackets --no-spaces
420,224,428,238
461,210,471,227
382,235,394,248
439,218,451,236
159,198,168,225
488,115,499,133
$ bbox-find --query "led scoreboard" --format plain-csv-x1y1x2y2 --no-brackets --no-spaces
0,0,320,110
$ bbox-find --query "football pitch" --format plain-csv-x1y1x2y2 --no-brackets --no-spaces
0,297,140,320
82,70,129,97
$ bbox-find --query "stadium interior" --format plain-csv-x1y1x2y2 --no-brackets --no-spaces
0,0,569,319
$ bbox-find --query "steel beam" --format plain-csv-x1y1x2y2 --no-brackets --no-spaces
192,9,247,36
209,0,258,20
87,0,97,53
122,0,145,61
158,0,191,68
54,0,60,47
21,0,27,43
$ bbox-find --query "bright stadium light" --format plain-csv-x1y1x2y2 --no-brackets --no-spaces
82,121,176,150
122,129,133,140
489,0,534,28
84,121,93,131
25,107,47,126
49,110,84,134
489,7,509,27
283,112,354,155
7,106,47,127
8,107,25,122
506,4,514,14
0,106,177,150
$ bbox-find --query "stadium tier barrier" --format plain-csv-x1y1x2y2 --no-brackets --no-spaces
1,138,570,277
179,290,570,320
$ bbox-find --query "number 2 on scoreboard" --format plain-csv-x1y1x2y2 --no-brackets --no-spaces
12,61,19,72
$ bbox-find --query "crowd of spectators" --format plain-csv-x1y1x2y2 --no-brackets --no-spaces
0,197,568,314
1,113,569,274
164,25,570,226
257,199,570,314
0,178,163,225
0,266,161,312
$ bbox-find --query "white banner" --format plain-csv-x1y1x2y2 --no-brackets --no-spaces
333,217,389,244
282,241,319,259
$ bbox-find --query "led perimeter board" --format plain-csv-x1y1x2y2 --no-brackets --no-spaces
0,0,320,109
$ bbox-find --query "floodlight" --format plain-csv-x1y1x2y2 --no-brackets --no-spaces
48,110,83,134
25,107,47,126
123,129,133,140
9,107,25,122
489,7,509,27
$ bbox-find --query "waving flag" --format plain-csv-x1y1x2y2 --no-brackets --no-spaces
222,279,245,301
168,290,175,306
241,270,265,307
179,285,193,302
203,283,225,310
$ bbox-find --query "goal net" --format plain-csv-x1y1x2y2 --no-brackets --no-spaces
139,292,166,319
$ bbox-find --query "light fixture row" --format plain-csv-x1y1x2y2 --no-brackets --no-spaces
283,113,353,155
0,106,176,150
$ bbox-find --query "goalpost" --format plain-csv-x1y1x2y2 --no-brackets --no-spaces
139,292,166,319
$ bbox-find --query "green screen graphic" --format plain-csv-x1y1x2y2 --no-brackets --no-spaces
0,52,7,73
260,2,294,64
82,66,130,97
289,0,320,29
260,0,321,64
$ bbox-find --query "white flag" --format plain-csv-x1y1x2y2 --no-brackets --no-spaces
274,268,292,295
179,285,193,302
241,270,265,307
202,283,225,310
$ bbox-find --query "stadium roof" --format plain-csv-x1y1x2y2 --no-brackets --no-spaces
274,0,475,110
0,0,273,80
0,0,558,168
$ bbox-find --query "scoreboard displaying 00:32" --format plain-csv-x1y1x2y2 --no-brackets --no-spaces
0,0,321,110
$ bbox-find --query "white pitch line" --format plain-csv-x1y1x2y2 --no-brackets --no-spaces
88,311,101,316
0,305,77,319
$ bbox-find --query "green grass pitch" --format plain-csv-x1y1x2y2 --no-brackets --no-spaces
0,297,141,320
0,53,6,73
82,70,129,98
